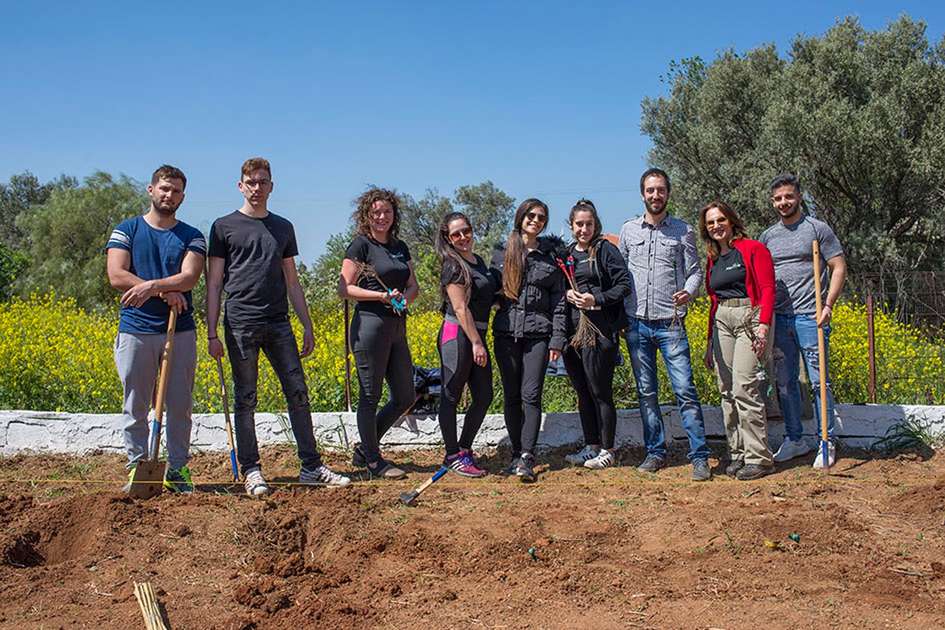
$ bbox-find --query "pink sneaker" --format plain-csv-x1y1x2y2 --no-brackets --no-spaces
445,449,487,478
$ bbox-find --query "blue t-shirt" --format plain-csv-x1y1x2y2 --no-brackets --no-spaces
105,216,207,333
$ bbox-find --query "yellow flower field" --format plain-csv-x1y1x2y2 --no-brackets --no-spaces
0,296,941,412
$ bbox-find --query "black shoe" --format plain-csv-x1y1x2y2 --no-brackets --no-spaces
501,453,521,476
725,459,745,478
514,454,536,483
351,444,367,468
736,463,774,481
691,459,711,482
636,455,666,473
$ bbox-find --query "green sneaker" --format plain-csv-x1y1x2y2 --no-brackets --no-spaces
163,466,194,494
122,463,137,494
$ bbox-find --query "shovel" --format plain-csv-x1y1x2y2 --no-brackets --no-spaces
214,356,239,482
128,309,178,499
812,241,831,471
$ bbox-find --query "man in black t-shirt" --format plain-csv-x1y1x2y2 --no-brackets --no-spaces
207,157,350,496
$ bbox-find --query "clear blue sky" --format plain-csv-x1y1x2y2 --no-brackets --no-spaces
2,1,942,263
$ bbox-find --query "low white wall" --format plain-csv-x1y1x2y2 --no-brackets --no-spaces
1,405,943,456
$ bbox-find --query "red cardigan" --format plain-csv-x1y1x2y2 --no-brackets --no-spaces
705,238,775,341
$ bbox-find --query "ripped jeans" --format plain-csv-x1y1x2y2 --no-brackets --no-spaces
773,313,837,441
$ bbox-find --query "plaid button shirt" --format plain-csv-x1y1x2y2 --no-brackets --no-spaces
617,214,702,320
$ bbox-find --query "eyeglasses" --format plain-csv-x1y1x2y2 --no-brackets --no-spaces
449,227,472,239
525,212,547,223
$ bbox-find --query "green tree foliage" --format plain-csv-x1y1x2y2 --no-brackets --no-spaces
0,172,77,251
307,181,516,316
641,16,945,306
16,172,146,311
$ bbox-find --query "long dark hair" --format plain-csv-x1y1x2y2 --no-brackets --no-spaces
698,200,749,259
503,198,548,300
435,211,474,304
569,197,604,256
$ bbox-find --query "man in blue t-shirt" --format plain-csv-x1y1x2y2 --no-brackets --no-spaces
105,164,206,493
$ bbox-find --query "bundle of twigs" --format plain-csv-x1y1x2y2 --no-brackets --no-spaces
133,581,168,630
556,255,603,349
355,262,406,315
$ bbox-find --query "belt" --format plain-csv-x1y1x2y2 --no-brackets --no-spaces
718,297,753,307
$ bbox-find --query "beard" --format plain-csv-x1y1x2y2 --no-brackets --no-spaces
644,199,666,215
778,200,800,219
153,200,181,216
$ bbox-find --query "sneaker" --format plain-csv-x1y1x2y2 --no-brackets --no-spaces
773,438,813,462
691,459,711,482
514,454,536,483
367,459,407,480
163,466,194,494
122,463,137,494
565,445,600,466
300,464,352,487
636,455,666,473
725,459,745,478
351,444,367,468
244,468,270,497
812,441,836,469
445,450,487,478
502,453,522,476
584,449,615,470
736,463,774,481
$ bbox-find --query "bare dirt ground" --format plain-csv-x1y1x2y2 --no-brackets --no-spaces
0,444,943,630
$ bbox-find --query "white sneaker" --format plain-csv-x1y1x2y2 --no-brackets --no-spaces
773,438,813,462
244,468,270,497
565,445,600,466
812,442,836,469
300,464,352,487
584,449,615,470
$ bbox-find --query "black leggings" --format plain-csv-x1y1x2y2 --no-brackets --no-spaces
351,310,415,463
494,335,550,455
562,334,618,450
437,319,493,455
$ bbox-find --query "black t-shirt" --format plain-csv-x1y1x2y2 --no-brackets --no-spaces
208,210,299,328
709,247,748,299
440,254,500,324
568,248,594,329
344,234,412,317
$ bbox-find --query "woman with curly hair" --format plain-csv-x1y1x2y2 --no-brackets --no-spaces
434,212,501,477
338,187,419,479
491,198,567,482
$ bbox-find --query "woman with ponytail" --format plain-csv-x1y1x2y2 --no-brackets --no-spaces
435,212,501,477
491,199,567,482
561,199,631,469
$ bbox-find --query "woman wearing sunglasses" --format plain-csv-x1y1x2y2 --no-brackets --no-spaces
561,199,631,470
491,199,567,482
700,200,776,480
434,212,502,477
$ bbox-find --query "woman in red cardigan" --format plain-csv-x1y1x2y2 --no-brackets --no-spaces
699,201,776,480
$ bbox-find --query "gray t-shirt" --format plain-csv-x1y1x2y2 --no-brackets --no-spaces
758,215,844,315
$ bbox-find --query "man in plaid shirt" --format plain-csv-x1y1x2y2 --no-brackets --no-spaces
618,168,711,481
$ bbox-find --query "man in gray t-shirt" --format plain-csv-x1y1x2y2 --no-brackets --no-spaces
758,174,847,469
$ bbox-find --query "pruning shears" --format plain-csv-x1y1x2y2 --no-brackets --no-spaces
388,289,407,315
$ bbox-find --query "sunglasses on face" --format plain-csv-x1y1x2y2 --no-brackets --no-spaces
449,227,473,239
525,211,547,223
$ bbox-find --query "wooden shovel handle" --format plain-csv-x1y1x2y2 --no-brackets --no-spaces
812,241,829,444
152,309,178,434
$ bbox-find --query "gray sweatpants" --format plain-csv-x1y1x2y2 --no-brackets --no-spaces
114,329,197,470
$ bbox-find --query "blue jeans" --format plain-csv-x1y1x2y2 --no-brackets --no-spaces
224,320,322,475
773,313,837,441
624,318,709,462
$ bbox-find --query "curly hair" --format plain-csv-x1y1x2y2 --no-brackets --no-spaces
353,187,400,240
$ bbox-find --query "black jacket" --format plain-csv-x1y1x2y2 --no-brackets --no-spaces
491,235,568,350
566,238,631,338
